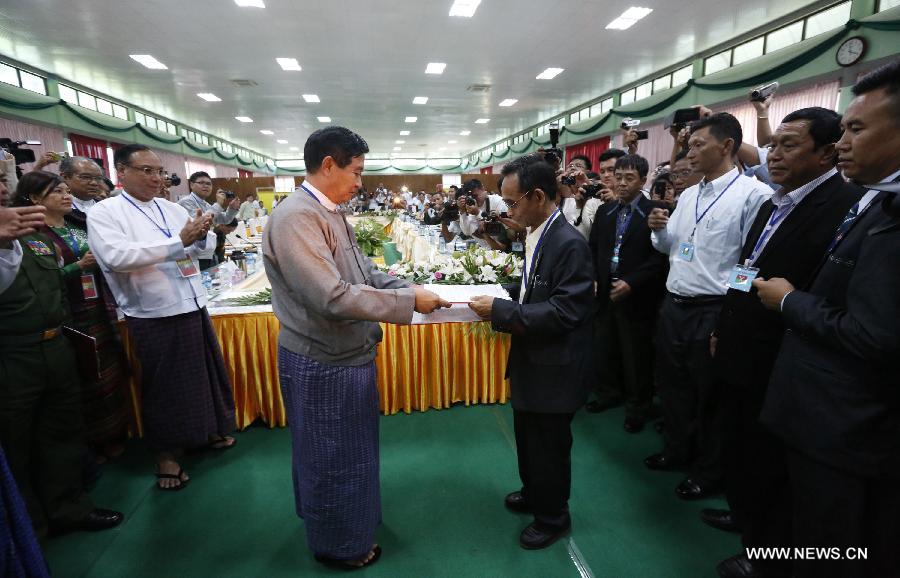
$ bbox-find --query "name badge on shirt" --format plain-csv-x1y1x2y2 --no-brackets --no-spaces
80,273,99,300
175,257,199,278
726,265,759,292
511,241,524,253
677,241,695,262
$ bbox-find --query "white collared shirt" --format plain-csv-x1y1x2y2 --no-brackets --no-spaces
87,191,216,319
71,196,96,214
0,240,23,294
300,181,337,211
459,194,509,247
519,210,560,303
652,167,773,297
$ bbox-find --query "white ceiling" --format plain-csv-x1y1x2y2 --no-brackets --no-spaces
0,0,825,160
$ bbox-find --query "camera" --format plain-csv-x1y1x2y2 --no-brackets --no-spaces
169,172,182,187
0,138,40,175
663,107,702,130
583,183,603,197
635,129,649,140
224,190,236,199
652,178,670,197
561,175,577,186
541,122,563,167
465,195,477,206
442,203,460,223
621,118,641,129
482,213,504,237
750,81,779,102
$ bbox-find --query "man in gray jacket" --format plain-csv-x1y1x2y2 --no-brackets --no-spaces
263,126,448,570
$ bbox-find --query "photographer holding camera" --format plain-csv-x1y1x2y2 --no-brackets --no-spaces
177,171,241,224
458,178,510,250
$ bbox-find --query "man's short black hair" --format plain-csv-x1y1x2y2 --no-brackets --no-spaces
690,112,743,155
852,58,900,124
189,171,212,182
303,126,369,173
598,148,627,164
674,150,689,163
614,154,650,179
782,107,843,162
461,178,483,195
570,154,592,170
114,144,151,168
501,153,557,201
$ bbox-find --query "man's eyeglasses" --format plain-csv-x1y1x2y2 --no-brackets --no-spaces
192,181,213,187
71,173,105,183
127,165,166,177
505,189,532,210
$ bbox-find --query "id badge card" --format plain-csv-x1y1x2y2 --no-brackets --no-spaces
511,241,524,253
726,265,759,292
677,241,695,262
175,257,199,278
80,274,99,300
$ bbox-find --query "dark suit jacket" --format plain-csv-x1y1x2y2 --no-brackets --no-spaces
714,173,864,394
492,216,595,413
64,207,88,231
761,191,900,476
589,195,667,319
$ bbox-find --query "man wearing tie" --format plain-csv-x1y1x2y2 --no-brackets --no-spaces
588,154,667,433
755,59,900,578
708,107,864,578
469,153,595,550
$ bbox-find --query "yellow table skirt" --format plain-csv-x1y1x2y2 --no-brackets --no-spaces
120,312,510,435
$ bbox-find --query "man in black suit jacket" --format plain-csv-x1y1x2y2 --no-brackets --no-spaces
755,60,900,578
588,154,667,432
708,108,864,578
469,154,595,550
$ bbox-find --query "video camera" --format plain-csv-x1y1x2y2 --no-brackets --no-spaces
750,82,779,103
620,118,648,140
169,172,182,187
541,123,564,167
583,183,604,197
482,212,508,237
0,138,40,177
663,108,702,131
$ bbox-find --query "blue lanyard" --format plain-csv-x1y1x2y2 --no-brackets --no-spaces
691,173,740,239
123,195,172,238
747,200,793,265
523,209,559,290
300,185,321,204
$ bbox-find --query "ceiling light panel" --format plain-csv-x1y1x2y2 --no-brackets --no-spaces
499,99,518,107
459,130,471,136
196,93,221,102
302,94,320,103
606,7,653,30
535,67,564,80
475,118,490,124
412,96,429,104
234,0,265,6
400,130,411,135
405,116,418,123
317,116,331,123
449,0,481,17
235,116,253,123
425,62,446,74
259,129,274,135
276,58,302,71
129,55,167,69
276,139,288,144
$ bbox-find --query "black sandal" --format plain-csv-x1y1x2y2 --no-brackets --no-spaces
155,468,189,491
315,545,382,571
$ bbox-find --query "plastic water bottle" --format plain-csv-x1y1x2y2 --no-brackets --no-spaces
439,236,447,253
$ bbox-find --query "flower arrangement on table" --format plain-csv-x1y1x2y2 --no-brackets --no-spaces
352,218,391,257
381,247,523,285
362,209,400,221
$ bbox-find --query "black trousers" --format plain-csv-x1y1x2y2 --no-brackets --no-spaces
655,295,724,483
722,382,792,575
513,410,575,528
594,301,655,419
787,449,900,578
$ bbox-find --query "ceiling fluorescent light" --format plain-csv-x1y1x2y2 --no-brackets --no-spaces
449,0,482,17
498,99,518,107
448,140,458,144
425,62,446,74
393,147,402,151
459,130,471,136
276,139,288,144
400,130,411,135
317,116,331,123
276,58,302,71
606,7,652,30
129,55,168,70
196,93,221,102
235,116,253,123
234,0,265,7
289,146,299,151
412,96,429,104
535,67,564,80
395,140,406,144
259,129,274,135
475,118,490,124
405,116,418,123
302,94,320,103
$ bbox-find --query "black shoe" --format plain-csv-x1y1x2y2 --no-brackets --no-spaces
623,417,645,433
74,508,124,532
504,491,533,514
675,477,721,500
716,553,765,578
643,452,683,471
585,399,621,413
315,545,382,570
700,508,741,533
519,519,571,550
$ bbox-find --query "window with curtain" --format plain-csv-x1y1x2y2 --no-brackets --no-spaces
68,134,109,168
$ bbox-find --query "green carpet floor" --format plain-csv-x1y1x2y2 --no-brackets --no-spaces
43,404,739,577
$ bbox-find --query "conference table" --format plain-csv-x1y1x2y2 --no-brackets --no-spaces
119,223,511,436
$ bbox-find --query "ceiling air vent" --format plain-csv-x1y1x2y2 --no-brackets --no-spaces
231,79,258,87
466,84,491,93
